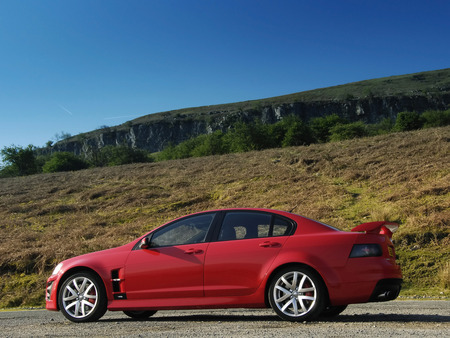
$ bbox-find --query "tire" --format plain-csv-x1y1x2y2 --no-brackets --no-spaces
320,305,348,318
123,310,157,319
58,272,107,322
268,266,326,322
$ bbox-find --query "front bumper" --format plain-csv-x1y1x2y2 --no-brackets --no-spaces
45,277,59,311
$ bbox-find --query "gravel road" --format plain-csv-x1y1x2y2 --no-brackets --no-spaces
0,301,448,337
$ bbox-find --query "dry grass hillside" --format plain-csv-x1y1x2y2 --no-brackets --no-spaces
0,126,449,308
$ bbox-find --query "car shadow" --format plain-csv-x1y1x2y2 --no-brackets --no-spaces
330,313,450,323
102,314,281,323
100,313,450,323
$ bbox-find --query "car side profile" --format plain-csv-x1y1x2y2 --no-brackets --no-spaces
46,208,402,322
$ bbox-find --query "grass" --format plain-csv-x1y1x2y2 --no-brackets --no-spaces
0,126,449,308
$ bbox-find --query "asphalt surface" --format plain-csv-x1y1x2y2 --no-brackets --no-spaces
0,301,448,337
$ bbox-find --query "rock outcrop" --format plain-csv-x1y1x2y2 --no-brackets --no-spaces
45,92,450,157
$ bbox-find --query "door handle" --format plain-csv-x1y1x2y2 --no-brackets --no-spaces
259,241,280,248
184,248,203,254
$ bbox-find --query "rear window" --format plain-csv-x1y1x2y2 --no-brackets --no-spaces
218,212,294,241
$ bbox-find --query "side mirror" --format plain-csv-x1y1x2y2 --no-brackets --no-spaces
139,237,150,249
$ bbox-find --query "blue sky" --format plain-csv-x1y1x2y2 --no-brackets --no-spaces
0,0,449,152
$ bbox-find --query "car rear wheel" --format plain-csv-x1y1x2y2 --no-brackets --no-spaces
58,272,107,322
268,266,325,322
123,310,157,319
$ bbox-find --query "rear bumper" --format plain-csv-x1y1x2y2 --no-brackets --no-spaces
368,278,402,302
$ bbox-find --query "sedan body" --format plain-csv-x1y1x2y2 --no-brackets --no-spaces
46,208,402,322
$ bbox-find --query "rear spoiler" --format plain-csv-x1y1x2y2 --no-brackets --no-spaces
351,221,399,239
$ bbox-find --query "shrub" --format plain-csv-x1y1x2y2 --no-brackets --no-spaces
394,111,424,131
191,131,227,157
368,117,395,135
227,121,273,152
282,119,314,147
310,114,347,143
98,146,151,166
43,152,89,173
329,121,368,141
422,109,450,128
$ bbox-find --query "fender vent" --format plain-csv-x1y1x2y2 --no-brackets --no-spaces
111,270,121,292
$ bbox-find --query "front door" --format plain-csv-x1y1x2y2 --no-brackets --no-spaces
124,213,216,300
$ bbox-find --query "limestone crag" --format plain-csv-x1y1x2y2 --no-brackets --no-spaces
46,93,450,157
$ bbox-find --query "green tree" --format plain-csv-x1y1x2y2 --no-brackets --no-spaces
42,152,89,173
281,118,314,147
422,109,450,128
98,146,151,166
368,117,395,135
0,145,38,176
329,121,368,141
310,114,347,143
191,131,227,157
394,111,424,131
226,122,258,152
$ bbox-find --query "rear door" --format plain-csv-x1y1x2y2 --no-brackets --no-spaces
204,211,293,297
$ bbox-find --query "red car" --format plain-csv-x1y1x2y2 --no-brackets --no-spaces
46,208,402,322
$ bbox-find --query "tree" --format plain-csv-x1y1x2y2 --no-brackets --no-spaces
422,109,450,128
329,122,368,141
281,119,314,147
310,114,347,143
97,146,150,166
54,131,72,142
394,111,424,131
42,152,89,173
0,145,38,176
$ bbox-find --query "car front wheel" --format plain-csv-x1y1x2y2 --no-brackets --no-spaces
268,266,325,322
58,272,107,322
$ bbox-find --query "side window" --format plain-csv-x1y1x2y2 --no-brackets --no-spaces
218,212,272,241
272,216,293,237
150,213,216,247
218,212,294,241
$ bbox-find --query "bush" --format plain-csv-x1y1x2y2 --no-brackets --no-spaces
98,146,151,166
42,152,89,173
422,109,450,128
191,131,227,157
310,114,347,143
394,111,424,131
368,117,395,135
227,121,273,152
282,119,314,147
329,121,368,141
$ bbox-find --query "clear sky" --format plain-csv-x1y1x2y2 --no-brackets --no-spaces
0,0,449,152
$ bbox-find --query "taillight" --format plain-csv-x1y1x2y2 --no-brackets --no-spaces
349,244,382,258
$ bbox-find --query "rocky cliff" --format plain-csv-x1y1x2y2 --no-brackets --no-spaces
46,69,450,156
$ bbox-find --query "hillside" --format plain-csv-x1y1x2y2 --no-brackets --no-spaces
1,126,449,308
47,68,450,155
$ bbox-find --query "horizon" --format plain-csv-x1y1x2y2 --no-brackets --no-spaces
1,0,449,153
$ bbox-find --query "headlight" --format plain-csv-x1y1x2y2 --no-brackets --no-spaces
349,244,382,258
52,263,63,275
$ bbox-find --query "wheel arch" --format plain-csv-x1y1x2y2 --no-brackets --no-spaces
56,266,107,311
264,262,330,308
